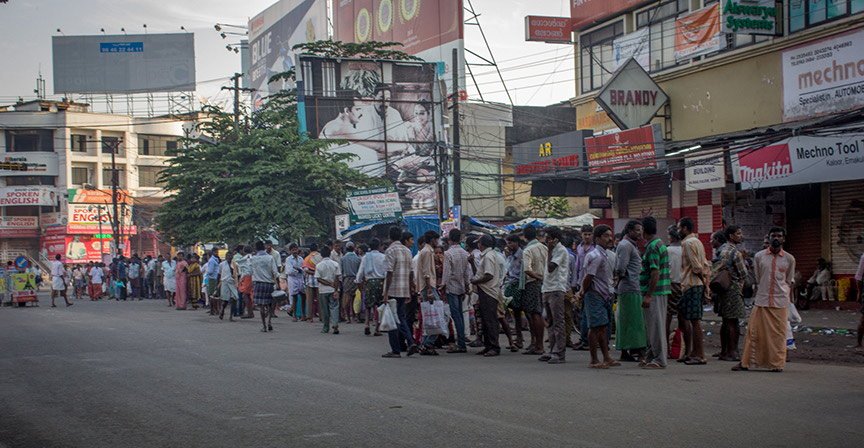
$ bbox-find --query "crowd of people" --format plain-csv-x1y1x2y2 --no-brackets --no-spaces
26,217,864,372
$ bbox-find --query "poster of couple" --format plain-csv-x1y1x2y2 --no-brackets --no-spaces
301,56,443,216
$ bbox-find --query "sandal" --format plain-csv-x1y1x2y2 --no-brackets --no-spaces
522,349,544,355
731,363,748,371
641,361,665,369
605,360,622,367
684,358,707,365
589,363,609,369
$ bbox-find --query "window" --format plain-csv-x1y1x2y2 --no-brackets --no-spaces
790,0,864,33
71,134,88,152
462,160,502,197
137,135,178,156
165,140,178,153
636,0,689,72
579,21,624,93
322,61,337,97
101,136,120,154
302,60,314,96
138,166,164,188
71,167,90,185
139,137,150,155
4,130,53,152
102,168,125,188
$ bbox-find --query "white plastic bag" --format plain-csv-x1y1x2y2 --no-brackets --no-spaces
421,300,446,336
378,300,398,332
788,299,802,324
433,299,450,338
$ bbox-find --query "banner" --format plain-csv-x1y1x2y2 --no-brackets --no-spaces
525,16,572,43
782,28,864,122
11,273,38,303
67,188,132,205
302,57,441,215
67,203,135,234
685,152,726,191
440,205,461,235
674,4,725,61
584,124,664,175
333,0,465,97
731,133,864,189
347,186,403,223
41,233,114,263
513,130,592,180
612,28,650,71
41,212,66,227
248,0,327,110
0,187,57,206
0,216,39,238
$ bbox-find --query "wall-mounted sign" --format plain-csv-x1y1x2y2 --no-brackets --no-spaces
589,196,613,209
67,203,135,234
440,205,462,235
335,214,350,240
525,16,572,43
721,0,779,35
674,3,725,61
0,186,57,206
513,130,593,180
595,58,669,130
67,188,132,205
0,216,39,238
347,186,403,224
612,28,650,71
731,133,864,189
685,152,727,191
584,124,664,175
0,153,58,177
782,28,864,122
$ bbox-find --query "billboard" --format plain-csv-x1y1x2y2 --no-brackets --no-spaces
731,133,864,189
40,232,113,263
524,16,572,44
0,153,58,177
513,130,593,180
782,28,864,122
584,124,664,175
67,188,133,205
0,186,57,206
674,4,725,61
333,0,465,98
67,203,135,235
248,0,327,109
595,58,669,130
347,186,403,223
52,33,196,94
300,56,442,215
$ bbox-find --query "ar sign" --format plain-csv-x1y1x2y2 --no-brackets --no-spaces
100,42,144,53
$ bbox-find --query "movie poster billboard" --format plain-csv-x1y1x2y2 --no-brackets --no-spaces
248,0,327,109
333,0,465,98
300,56,442,215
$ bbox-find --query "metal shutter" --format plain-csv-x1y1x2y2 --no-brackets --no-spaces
829,181,864,275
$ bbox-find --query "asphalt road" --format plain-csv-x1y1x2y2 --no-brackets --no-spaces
1,299,862,448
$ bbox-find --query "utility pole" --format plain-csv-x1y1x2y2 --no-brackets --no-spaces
451,48,462,207
110,139,121,259
222,73,254,133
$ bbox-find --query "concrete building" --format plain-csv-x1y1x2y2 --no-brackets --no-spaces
0,100,187,264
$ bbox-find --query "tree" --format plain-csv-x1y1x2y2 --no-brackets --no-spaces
527,197,570,219
291,40,421,61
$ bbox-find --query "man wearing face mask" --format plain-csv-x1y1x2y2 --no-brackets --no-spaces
733,227,796,373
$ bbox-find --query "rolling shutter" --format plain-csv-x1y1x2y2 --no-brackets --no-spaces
829,181,864,275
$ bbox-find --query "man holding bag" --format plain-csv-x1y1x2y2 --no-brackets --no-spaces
416,231,442,355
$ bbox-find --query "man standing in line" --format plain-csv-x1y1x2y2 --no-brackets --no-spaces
315,246,342,335
205,251,220,315
733,227,795,372
678,217,710,365
639,217,671,369
563,235,578,349
666,225,684,343
470,234,504,357
713,226,748,361
538,227,570,364
251,241,280,333
116,256,128,301
152,255,164,302
357,238,387,336
441,229,472,353
128,255,142,300
87,261,103,301
50,254,72,308
503,234,526,350
339,243,362,323
415,231,442,354
615,220,646,362
521,225,547,355
577,225,618,369
382,228,418,358
573,225,595,350
303,244,323,323
285,243,306,321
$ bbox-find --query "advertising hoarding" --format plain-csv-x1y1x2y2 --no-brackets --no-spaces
0,186,57,206
512,130,593,180
685,152,727,191
782,28,864,122
67,203,135,235
67,188,132,205
0,153,59,177
11,273,38,303
248,0,327,109
731,133,864,189
347,186,403,223
301,56,441,215
674,4,725,61
584,124,663,175
52,33,196,94
524,16,572,43
0,216,39,238
570,0,649,31
333,0,465,97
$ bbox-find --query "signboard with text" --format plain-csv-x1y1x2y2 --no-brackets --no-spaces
67,188,132,205
67,203,135,234
685,152,727,191
0,186,57,206
721,0,779,35
0,153,58,176
0,216,39,238
513,130,593,180
525,16,572,43
347,187,403,224
584,124,664,175
595,58,668,130
674,4,725,61
731,133,864,189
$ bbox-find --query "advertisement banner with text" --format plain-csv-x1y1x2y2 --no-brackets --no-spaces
674,4,725,61
0,186,57,206
584,124,663,175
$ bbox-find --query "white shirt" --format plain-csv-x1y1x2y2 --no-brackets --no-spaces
667,244,683,284
51,260,64,278
162,260,176,281
89,266,103,284
542,243,571,293
356,250,387,282
315,257,341,295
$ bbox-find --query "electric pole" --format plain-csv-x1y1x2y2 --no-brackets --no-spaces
110,138,121,259
452,49,462,207
222,73,254,133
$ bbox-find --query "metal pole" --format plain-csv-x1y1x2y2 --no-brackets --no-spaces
98,204,104,261
233,73,241,129
110,140,119,259
452,48,462,207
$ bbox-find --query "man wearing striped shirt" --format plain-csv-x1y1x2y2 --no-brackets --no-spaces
639,217,671,369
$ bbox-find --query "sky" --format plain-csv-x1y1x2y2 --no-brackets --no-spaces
0,0,574,110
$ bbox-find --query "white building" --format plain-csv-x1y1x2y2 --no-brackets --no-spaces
0,100,187,264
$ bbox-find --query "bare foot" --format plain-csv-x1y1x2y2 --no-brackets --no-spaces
589,362,609,369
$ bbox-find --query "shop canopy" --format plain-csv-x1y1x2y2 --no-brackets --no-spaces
502,213,599,232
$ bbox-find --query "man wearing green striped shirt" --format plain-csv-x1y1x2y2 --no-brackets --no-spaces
640,217,672,369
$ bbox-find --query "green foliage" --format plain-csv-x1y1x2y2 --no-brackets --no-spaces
527,197,570,219
292,40,422,61
155,86,383,246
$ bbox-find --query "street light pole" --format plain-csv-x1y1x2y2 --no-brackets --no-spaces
110,138,121,259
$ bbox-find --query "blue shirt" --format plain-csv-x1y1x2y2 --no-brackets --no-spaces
205,256,220,280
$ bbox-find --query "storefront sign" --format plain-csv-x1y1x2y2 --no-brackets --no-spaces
612,28,650,71
674,4,725,61
576,101,618,132
589,196,613,209
41,232,115,263
0,186,57,206
40,212,66,227
782,28,864,122
67,188,132,205
731,133,864,188
347,187,403,224
67,203,134,234
570,0,649,30
525,16,572,43
513,130,592,180
0,152,59,177
721,0,778,35
0,216,39,238
584,124,663,175
595,58,668,130
685,152,727,191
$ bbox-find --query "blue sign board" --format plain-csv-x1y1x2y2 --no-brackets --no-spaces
100,42,144,53
14,256,28,270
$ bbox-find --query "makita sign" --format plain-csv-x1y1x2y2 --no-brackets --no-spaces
732,133,864,188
